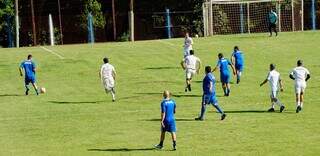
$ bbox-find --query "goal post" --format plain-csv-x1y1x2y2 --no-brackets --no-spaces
203,0,304,36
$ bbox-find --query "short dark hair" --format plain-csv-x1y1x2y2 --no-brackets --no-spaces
190,50,194,55
297,60,303,66
234,46,239,51
218,53,223,59
205,66,211,73
103,57,109,63
270,63,275,70
27,54,32,59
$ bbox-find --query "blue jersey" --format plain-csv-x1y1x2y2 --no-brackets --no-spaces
20,60,36,78
203,73,216,96
232,50,244,66
217,58,231,75
161,99,176,123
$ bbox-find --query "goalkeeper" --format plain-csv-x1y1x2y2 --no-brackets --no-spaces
268,9,278,37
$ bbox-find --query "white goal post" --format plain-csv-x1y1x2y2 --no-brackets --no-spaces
203,0,304,36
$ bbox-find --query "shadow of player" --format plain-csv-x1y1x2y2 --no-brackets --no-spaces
88,147,155,152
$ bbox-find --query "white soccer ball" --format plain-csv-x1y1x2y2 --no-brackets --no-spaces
195,34,199,38
40,87,46,94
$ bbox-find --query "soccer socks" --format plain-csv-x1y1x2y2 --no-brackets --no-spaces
111,88,116,101
159,141,164,147
173,141,176,150
237,72,241,84
25,85,30,95
213,103,224,114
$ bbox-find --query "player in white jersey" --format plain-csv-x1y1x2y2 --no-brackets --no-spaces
260,64,285,112
180,50,201,92
289,60,311,113
100,57,117,102
183,32,193,58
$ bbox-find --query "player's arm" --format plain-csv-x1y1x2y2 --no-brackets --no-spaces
19,67,23,76
160,112,165,128
229,63,236,75
306,74,311,81
180,59,186,70
212,62,219,72
231,53,235,65
260,79,268,87
112,69,117,81
279,78,284,92
196,59,201,74
289,72,295,80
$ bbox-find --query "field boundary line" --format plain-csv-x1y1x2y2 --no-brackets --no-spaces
40,46,65,59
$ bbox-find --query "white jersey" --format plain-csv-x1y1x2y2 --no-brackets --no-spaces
290,66,310,84
100,63,116,79
183,55,200,70
267,70,281,92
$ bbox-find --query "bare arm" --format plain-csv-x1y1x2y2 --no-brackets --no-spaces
306,74,311,81
289,74,295,80
161,112,165,128
279,78,284,91
112,70,116,81
196,59,201,74
230,64,236,75
180,60,186,70
19,68,23,76
260,79,268,87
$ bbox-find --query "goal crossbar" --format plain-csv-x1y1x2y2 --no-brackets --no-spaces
205,0,282,5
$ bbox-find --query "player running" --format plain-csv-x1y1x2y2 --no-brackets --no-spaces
155,90,177,151
99,57,117,102
231,46,244,84
268,9,278,37
195,66,226,121
180,50,201,92
19,54,39,95
260,64,285,112
289,60,311,113
183,32,193,58
213,53,236,96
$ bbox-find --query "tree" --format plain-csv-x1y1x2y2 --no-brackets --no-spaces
0,0,14,32
81,0,106,30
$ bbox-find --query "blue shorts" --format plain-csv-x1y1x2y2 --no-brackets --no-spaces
235,64,243,72
25,76,36,85
202,94,217,105
220,73,230,83
161,121,176,132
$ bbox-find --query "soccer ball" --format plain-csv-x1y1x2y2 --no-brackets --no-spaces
40,87,46,94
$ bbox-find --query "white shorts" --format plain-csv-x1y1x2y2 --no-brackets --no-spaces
295,82,306,94
183,48,192,57
186,68,196,80
103,77,115,91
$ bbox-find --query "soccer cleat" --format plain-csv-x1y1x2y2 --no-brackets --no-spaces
112,99,116,102
188,84,191,92
221,114,226,120
154,144,163,150
25,89,30,95
267,108,275,112
296,106,301,113
195,117,204,121
236,79,240,84
280,106,285,113
185,88,187,92
173,146,176,151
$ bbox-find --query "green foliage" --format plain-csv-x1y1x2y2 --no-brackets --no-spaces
81,0,106,30
117,31,129,42
0,0,14,32
213,5,231,34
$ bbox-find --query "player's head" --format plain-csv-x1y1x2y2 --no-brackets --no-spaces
234,46,239,51
27,54,32,60
185,32,189,37
269,63,276,71
163,90,171,99
297,60,303,66
190,50,194,55
218,53,223,59
103,57,109,64
205,66,212,74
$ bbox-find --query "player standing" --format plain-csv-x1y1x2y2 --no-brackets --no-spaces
99,57,117,102
289,60,311,113
180,50,201,92
183,32,193,58
155,90,177,151
195,66,226,121
19,54,39,95
213,53,236,96
260,64,285,112
231,46,244,84
268,9,278,37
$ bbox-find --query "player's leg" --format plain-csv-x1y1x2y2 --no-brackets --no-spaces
24,78,30,95
155,131,166,149
268,94,275,112
268,23,272,36
226,82,231,96
211,98,226,120
171,132,177,150
300,92,304,109
295,86,302,113
271,91,285,112
31,83,39,95
110,88,116,102
273,24,278,36
195,95,207,120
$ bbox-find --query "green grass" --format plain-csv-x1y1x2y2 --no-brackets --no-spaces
0,31,320,156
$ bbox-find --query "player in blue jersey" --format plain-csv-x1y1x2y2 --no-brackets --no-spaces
195,66,226,121
213,53,236,96
231,46,244,84
155,90,177,151
19,54,39,95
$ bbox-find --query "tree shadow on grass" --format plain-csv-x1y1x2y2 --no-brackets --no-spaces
48,100,105,104
0,94,25,97
143,67,180,70
145,118,195,122
88,148,155,152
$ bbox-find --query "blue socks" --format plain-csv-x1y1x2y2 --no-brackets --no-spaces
213,103,224,114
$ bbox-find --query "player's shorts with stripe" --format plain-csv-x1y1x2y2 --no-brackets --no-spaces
235,64,243,72
103,77,115,91
295,82,306,94
161,121,176,132
186,68,196,80
220,73,230,83
202,94,217,105
270,90,278,99
25,76,36,85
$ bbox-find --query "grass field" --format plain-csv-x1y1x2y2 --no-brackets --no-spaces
0,31,319,156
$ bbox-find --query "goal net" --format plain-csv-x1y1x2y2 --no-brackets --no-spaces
203,0,303,35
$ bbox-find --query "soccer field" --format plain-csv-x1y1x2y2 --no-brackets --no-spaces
0,31,319,156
